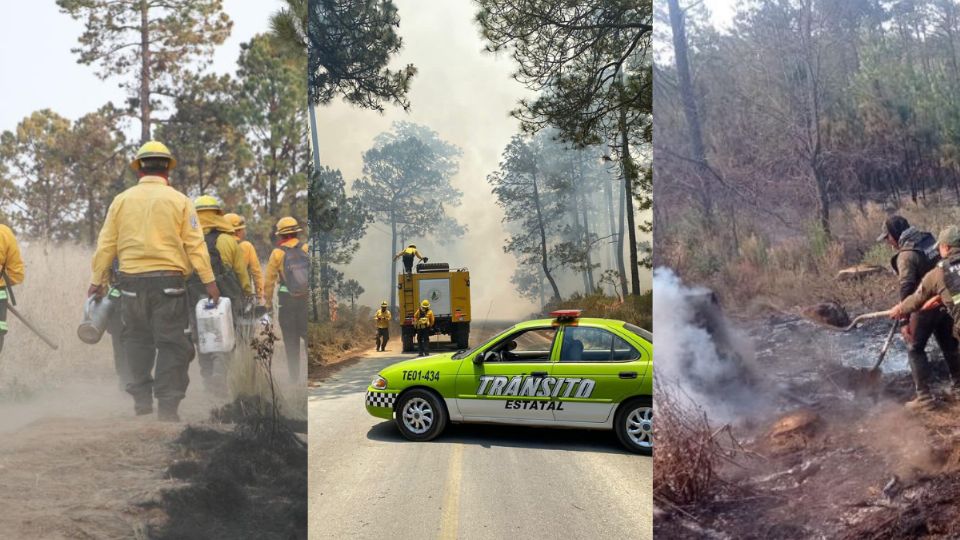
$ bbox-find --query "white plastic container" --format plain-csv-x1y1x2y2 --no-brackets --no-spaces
196,297,235,354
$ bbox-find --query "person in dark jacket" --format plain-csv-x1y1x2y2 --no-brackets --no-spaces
881,215,960,410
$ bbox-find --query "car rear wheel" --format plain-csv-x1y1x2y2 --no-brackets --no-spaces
616,397,652,455
394,389,448,442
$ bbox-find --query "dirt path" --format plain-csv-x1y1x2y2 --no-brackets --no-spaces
0,376,225,538
0,347,306,539
0,416,183,539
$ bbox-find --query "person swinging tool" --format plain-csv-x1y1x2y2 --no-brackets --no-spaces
265,217,309,382
189,196,252,395
89,141,220,422
413,299,435,357
394,244,427,274
375,301,391,352
0,224,25,354
887,223,960,410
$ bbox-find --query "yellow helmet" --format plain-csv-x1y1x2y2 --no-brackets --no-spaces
276,216,302,235
381,301,388,307
421,299,430,308
194,195,222,213
224,212,246,230
130,141,176,171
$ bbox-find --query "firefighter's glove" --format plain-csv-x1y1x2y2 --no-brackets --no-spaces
87,284,105,300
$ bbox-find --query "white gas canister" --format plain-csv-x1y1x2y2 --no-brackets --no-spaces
195,297,235,354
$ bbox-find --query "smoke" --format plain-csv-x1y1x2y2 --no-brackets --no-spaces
653,267,765,421
316,0,652,319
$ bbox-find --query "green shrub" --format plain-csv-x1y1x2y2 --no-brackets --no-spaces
862,243,890,267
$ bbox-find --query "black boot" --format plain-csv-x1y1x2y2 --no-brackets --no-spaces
907,351,936,410
132,391,153,416
134,402,153,416
157,400,181,422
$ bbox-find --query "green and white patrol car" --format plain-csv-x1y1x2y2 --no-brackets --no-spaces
365,310,652,454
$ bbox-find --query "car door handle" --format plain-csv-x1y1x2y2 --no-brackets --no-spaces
619,371,638,379
530,371,548,378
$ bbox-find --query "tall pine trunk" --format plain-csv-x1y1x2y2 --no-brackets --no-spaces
532,170,561,302
620,97,641,296
389,212,398,313
576,154,595,294
571,178,590,295
603,174,618,277
616,175,629,299
139,0,151,143
668,0,712,220
319,261,331,321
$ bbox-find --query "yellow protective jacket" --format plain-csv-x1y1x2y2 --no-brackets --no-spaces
395,247,425,260
91,176,214,285
197,212,252,295
0,225,24,288
375,309,391,329
265,238,308,307
239,240,264,299
413,308,435,329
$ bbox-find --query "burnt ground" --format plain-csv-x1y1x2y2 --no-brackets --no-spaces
657,313,960,539
151,402,307,540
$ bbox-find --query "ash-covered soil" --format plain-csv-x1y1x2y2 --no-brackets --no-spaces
657,313,960,539
152,409,307,540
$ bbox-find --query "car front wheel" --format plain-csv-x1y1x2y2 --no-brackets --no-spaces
394,389,448,442
616,398,652,455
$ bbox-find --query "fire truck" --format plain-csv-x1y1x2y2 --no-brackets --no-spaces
398,263,471,352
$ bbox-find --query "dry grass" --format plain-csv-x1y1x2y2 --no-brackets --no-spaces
0,243,114,397
653,380,726,505
546,291,653,329
308,305,376,369
658,199,960,314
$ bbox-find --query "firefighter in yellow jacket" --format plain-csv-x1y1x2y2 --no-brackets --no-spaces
375,301,391,352
0,225,24,354
394,244,427,273
191,196,252,394
89,141,220,422
413,299,435,357
265,217,309,381
224,212,264,304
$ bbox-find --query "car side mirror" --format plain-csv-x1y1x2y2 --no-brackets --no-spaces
476,350,497,365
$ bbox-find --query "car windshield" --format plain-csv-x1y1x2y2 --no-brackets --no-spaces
451,325,515,359
623,322,652,343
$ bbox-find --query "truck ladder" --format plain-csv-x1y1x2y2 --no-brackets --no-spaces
402,275,416,320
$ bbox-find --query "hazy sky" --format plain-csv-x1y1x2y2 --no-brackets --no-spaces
0,0,283,133
317,0,653,320
705,0,737,29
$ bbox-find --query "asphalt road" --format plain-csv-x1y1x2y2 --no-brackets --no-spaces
308,340,652,540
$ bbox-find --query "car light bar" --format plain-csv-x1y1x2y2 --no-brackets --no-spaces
550,309,582,321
